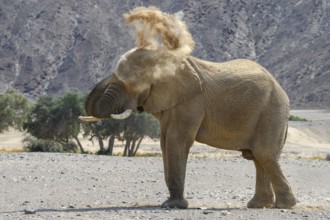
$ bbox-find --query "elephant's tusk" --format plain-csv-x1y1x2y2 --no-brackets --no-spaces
78,116,102,122
79,109,133,121
111,109,133,120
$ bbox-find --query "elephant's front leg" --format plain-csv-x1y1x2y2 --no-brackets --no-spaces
158,106,204,209
161,134,192,209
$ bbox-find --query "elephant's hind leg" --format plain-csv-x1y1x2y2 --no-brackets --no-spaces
251,112,296,209
251,144,296,209
256,156,296,208
247,159,275,208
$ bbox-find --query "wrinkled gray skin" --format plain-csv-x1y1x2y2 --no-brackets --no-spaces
85,51,296,209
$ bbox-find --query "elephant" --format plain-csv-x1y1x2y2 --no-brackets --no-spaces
83,7,296,209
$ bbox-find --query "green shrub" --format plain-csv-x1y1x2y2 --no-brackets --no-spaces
289,115,308,122
95,149,110,155
326,154,330,161
23,137,77,153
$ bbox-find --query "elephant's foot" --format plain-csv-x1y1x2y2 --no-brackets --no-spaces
273,194,296,209
161,197,188,209
247,195,275,208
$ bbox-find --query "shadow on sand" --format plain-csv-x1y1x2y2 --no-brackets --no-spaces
35,204,242,213
1,204,243,215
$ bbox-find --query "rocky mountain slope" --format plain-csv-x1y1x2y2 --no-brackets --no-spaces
0,0,329,108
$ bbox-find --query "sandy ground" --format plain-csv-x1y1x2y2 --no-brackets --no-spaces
0,153,329,220
0,110,329,219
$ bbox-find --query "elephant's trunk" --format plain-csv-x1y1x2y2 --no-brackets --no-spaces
85,76,130,118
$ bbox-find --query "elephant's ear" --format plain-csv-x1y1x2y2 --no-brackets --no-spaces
142,59,203,113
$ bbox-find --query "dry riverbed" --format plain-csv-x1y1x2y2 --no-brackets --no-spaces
0,110,329,219
0,152,329,220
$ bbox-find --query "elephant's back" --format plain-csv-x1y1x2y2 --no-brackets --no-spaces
188,56,275,80
187,56,288,108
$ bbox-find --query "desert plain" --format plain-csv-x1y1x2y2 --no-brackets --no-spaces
0,110,329,219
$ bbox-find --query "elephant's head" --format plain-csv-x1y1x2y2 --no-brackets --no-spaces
85,48,203,120
84,7,202,120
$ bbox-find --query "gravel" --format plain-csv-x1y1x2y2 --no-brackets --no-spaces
0,152,329,219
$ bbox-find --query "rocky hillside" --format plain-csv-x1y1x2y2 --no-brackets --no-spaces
0,0,329,108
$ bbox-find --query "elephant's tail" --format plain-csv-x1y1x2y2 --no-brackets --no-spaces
283,123,289,147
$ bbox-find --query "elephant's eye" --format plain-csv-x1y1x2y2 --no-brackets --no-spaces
137,106,144,112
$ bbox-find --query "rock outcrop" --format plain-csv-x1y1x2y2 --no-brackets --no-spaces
0,0,329,108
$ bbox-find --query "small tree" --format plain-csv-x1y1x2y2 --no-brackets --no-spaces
82,118,124,155
82,112,160,156
123,113,159,156
24,92,85,152
0,89,31,133
23,95,56,140
52,92,86,152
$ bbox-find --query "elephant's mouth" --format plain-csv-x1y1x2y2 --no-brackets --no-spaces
137,106,144,112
